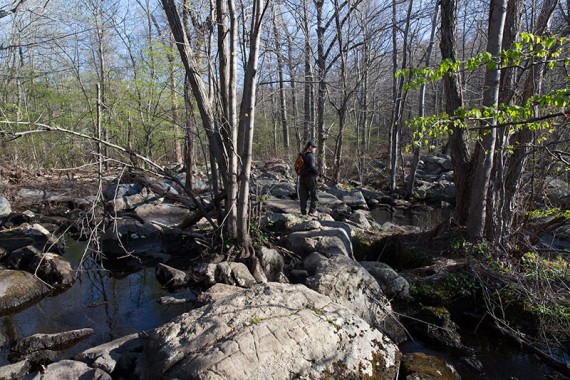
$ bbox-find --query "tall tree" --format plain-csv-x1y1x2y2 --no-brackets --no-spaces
466,0,508,241
161,0,268,256
440,0,471,225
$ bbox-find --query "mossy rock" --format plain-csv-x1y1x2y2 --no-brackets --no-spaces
410,272,480,308
400,352,460,380
353,234,433,270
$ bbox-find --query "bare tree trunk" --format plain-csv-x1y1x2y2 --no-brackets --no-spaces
440,0,471,225
95,1,109,169
499,0,558,244
303,0,314,145
405,2,439,198
183,76,195,191
168,35,183,165
467,0,507,242
389,0,413,192
316,0,327,174
271,1,290,150
236,0,267,251
161,0,227,201
216,0,239,236
489,0,524,242
286,33,301,150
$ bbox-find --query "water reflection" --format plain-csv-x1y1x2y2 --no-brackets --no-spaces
370,204,452,230
0,237,194,365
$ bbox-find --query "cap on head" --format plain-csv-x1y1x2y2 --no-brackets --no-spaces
307,140,317,148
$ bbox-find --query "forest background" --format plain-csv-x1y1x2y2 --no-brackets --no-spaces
0,0,568,247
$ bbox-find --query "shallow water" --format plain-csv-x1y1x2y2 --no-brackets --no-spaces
0,237,195,365
401,327,569,380
370,204,452,230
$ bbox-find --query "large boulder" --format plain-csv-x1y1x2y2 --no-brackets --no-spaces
0,270,50,316
136,283,400,380
260,212,304,233
304,253,406,343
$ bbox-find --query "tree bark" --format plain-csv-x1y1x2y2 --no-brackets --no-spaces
440,0,471,225
467,0,507,242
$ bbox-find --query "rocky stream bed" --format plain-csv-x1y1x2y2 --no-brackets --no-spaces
0,156,568,379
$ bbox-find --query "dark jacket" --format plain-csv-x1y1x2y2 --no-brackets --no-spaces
301,151,319,177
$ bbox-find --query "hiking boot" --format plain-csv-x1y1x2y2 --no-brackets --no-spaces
301,210,307,215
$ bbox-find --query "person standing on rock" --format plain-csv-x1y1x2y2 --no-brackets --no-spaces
299,140,319,216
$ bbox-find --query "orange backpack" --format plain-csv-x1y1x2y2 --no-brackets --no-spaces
294,153,304,175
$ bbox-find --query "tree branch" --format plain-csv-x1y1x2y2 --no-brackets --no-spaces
468,109,570,130
0,0,28,18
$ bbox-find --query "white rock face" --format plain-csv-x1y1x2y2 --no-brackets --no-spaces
136,283,400,380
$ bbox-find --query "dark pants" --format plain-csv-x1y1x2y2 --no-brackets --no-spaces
299,175,318,214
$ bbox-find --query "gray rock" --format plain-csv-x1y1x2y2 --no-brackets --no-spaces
135,283,400,380
196,283,242,304
23,359,111,380
269,183,297,199
103,183,143,200
360,261,410,299
260,213,303,233
155,263,189,289
257,246,287,283
0,270,50,316
0,223,64,254
3,246,75,289
544,177,570,207
325,187,369,210
348,211,372,229
0,196,11,217
192,262,258,288
358,188,387,204
282,223,353,258
76,333,146,374
261,198,302,215
11,329,94,361
17,188,48,199
0,360,30,379
216,262,257,288
134,203,191,227
304,253,405,343
106,193,146,212
100,220,166,263
317,191,350,212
